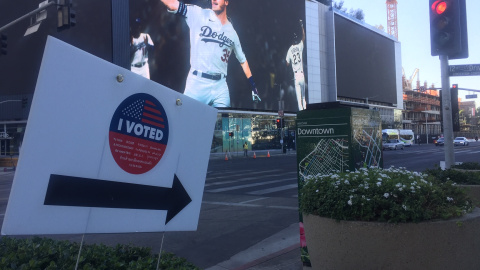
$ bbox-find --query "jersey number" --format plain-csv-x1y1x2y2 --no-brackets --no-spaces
221,49,231,63
293,52,301,65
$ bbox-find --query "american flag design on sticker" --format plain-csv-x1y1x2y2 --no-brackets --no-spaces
109,93,169,174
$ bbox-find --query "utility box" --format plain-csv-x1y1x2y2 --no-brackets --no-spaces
296,102,383,181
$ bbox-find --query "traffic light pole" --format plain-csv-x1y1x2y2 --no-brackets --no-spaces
440,55,455,168
0,1,56,33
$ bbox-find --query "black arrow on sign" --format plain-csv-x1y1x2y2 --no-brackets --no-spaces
44,174,192,224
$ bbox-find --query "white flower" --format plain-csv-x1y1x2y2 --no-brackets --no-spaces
383,193,390,198
344,180,350,185
447,197,454,202
402,205,407,210
347,200,353,206
376,182,382,187
316,189,319,193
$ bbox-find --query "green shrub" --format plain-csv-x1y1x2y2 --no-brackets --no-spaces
425,166,480,185
300,167,473,223
452,162,480,170
0,237,200,270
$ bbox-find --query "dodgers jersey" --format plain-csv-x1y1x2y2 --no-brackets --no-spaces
183,5,246,75
131,33,154,65
286,40,304,75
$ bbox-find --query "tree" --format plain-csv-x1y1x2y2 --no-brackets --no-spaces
348,8,365,21
331,1,365,22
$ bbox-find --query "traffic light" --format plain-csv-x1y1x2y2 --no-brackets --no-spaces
429,0,468,59
276,118,281,129
228,132,234,137
0,34,7,56
57,0,76,31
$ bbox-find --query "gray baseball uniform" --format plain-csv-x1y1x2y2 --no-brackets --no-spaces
286,40,306,110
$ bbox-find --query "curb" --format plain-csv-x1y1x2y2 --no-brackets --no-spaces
205,222,300,270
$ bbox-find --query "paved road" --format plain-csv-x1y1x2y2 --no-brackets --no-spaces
1,143,479,269
383,141,480,171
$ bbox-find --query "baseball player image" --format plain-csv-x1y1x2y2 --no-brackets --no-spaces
286,20,306,111
130,18,154,79
159,0,261,107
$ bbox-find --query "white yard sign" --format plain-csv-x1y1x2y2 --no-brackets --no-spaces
1,36,217,235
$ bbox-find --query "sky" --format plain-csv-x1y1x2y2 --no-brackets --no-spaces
341,0,480,107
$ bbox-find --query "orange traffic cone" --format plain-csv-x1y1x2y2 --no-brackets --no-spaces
225,152,228,161
253,152,256,159
267,151,270,158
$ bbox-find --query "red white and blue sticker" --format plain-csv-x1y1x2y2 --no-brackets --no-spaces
109,93,169,174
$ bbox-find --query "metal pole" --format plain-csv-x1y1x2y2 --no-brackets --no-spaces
0,1,56,33
440,55,455,168
426,112,428,144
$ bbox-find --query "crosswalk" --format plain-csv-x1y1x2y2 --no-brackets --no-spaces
204,170,299,198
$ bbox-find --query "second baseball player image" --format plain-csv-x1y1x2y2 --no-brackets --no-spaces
286,20,306,111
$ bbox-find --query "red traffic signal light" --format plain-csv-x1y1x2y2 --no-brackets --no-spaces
432,1,447,14
228,132,233,137
429,0,468,59
276,119,281,128
452,84,458,89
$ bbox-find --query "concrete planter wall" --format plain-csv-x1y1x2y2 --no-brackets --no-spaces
303,208,480,270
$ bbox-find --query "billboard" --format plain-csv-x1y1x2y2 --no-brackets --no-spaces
334,13,399,106
129,0,307,112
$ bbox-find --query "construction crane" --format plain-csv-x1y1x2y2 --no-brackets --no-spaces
402,68,419,91
386,0,398,40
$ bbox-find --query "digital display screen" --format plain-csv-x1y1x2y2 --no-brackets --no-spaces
334,14,398,105
129,0,307,112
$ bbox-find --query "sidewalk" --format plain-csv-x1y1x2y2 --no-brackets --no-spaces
205,223,305,270
210,149,297,160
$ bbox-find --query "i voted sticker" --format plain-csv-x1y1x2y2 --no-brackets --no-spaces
109,93,169,174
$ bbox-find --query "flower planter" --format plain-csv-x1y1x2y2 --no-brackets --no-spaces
303,208,480,269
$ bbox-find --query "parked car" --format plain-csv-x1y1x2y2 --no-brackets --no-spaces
435,137,445,146
454,137,469,146
383,139,405,150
